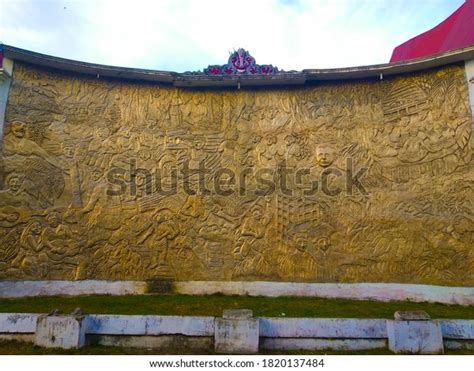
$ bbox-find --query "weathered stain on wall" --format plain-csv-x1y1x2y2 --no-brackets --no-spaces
0,63,472,285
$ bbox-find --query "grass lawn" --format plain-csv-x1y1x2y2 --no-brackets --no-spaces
0,340,473,355
0,294,473,319
2,295,472,355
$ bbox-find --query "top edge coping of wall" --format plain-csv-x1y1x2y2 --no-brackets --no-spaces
2,44,474,87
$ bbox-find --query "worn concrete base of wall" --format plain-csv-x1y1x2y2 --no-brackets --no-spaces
441,319,474,340
35,315,86,349
1,281,473,305
214,311,259,354
261,338,387,351
0,313,39,333
177,282,474,305
89,335,213,351
258,318,387,339
444,340,474,350
0,281,147,297
0,334,35,342
85,314,215,337
387,320,444,354
1,312,474,353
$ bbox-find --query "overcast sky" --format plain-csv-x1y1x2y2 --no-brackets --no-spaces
0,0,466,72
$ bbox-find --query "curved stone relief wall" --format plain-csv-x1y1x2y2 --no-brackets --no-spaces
0,63,472,285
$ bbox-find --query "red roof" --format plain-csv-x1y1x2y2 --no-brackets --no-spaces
390,0,474,62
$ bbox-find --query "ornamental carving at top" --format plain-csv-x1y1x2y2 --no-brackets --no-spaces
198,48,279,75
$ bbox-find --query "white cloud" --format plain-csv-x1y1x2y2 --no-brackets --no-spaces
0,0,465,71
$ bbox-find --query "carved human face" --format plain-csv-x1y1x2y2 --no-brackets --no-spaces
285,135,296,146
91,170,102,182
63,145,75,158
266,135,277,146
400,116,410,126
252,135,262,144
193,95,205,104
316,145,335,168
194,139,204,150
155,210,172,223
95,127,109,139
7,176,21,193
30,221,42,235
317,236,331,252
11,122,26,138
119,127,131,139
245,155,256,167
252,208,262,220
139,150,152,161
219,173,233,188
295,237,307,252
47,213,61,228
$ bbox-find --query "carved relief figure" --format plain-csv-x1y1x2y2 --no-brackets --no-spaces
41,211,86,279
3,121,60,168
2,120,65,207
11,218,47,277
315,144,336,168
234,205,272,277
256,134,284,168
0,173,36,208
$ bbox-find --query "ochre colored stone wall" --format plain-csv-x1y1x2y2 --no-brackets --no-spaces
0,63,472,285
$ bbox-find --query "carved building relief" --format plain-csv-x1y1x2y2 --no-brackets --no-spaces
0,62,472,285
